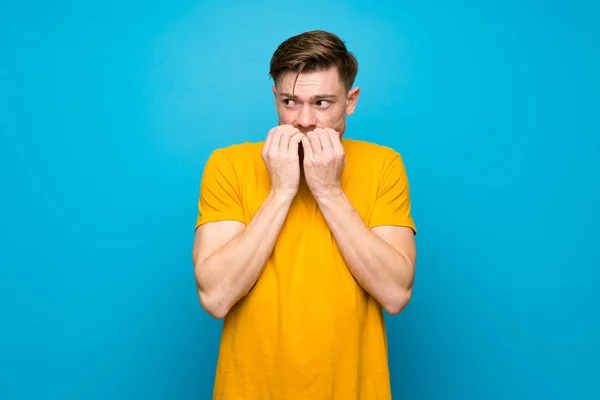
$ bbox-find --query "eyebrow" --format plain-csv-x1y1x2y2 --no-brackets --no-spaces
279,92,337,100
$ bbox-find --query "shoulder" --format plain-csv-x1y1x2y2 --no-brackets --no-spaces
210,141,263,159
343,138,404,168
206,141,264,168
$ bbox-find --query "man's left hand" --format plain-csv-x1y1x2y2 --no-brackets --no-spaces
301,128,346,201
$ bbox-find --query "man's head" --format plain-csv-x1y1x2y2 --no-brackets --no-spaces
269,30,360,136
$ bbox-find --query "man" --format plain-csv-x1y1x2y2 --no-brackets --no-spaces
192,30,417,400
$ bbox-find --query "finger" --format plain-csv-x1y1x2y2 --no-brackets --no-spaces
301,136,314,161
264,128,275,149
270,129,283,157
306,131,322,155
279,129,290,152
263,128,275,156
316,128,333,152
279,127,299,151
289,132,303,154
327,129,344,155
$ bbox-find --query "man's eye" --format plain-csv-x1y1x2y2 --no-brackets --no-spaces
284,99,296,106
316,100,331,108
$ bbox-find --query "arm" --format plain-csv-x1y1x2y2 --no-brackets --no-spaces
192,126,303,319
315,191,416,314
193,192,293,319
301,129,417,315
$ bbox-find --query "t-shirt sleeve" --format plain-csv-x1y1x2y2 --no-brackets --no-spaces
195,149,246,230
368,152,417,235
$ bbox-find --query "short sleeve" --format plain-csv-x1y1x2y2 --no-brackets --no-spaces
368,153,417,235
195,149,246,230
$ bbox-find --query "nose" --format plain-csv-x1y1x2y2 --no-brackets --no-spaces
297,105,316,130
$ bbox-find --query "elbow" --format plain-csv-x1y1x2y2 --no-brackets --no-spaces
195,262,230,319
198,289,230,319
383,287,413,316
204,305,229,320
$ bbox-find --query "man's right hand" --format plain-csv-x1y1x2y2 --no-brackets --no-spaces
261,125,303,200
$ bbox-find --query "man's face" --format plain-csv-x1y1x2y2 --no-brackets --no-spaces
272,67,360,137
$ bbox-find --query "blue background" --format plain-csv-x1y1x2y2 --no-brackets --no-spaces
1,0,598,399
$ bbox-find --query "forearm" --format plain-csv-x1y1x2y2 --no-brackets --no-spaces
195,191,292,318
316,189,414,314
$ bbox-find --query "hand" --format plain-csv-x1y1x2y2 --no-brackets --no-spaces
262,125,304,201
301,128,346,201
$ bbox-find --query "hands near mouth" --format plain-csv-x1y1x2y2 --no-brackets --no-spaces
262,126,344,202
300,128,345,202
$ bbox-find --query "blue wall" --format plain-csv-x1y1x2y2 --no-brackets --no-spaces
1,0,598,399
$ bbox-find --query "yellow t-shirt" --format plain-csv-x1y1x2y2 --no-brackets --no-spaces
195,138,416,400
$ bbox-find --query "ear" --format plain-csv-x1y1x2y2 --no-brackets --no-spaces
272,85,279,113
345,86,360,116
